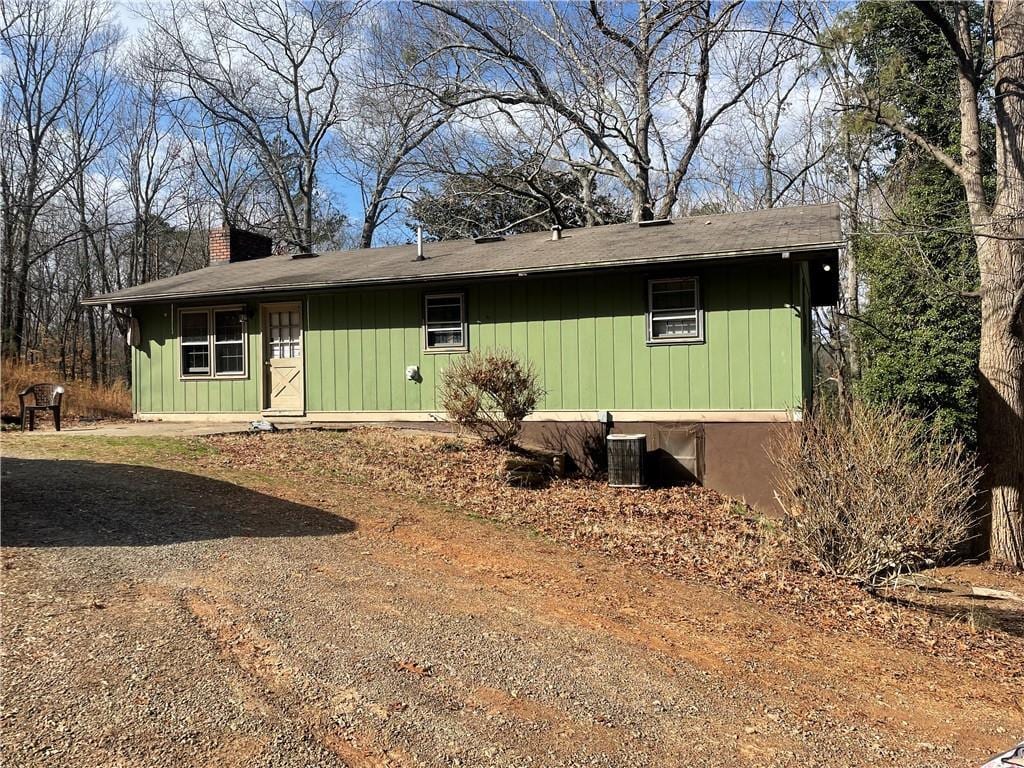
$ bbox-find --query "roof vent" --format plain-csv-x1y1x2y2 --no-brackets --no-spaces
291,252,318,259
550,225,562,241
637,219,672,228
473,235,505,244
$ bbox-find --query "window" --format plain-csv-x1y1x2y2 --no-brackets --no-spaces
180,310,211,376
214,310,245,374
647,277,702,343
424,293,467,351
179,307,248,378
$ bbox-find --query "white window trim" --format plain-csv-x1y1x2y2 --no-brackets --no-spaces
646,277,704,345
423,292,468,353
178,305,249,380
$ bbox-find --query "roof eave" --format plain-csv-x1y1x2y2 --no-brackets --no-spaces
81,240,844,307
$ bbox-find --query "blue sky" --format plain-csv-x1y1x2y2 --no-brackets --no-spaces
115,1,374,241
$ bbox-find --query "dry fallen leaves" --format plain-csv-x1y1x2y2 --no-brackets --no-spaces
200,427,1024,680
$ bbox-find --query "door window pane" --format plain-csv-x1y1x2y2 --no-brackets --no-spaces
268,309,301,359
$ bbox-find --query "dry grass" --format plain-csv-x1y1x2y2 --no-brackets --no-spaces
1,360,131,423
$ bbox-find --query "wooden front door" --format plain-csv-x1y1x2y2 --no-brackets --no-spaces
263,302,304,414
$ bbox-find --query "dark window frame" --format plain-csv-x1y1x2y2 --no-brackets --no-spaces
423,292,468,353
646,277,704,345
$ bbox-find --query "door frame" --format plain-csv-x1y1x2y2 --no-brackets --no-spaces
260,300,306,416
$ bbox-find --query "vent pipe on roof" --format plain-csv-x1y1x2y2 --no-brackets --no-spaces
416,226,424,261
551,225,562,241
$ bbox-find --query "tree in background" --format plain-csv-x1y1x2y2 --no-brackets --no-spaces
144,0,359,253
855,162,981,447
1,0,120,359
334,4,454,248
839,0,1023,567
409,159,628,241
841,2,984,448
415,0,805,221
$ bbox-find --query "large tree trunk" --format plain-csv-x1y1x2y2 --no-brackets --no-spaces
977,240,1024,565
979,0,1024,567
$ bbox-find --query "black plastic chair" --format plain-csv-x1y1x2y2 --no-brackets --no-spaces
19,383,64,431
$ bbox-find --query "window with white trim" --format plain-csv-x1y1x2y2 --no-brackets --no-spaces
179,307,248,378
180,310,211,376
647,277,702,343
423,293,467,351
214,310,246,373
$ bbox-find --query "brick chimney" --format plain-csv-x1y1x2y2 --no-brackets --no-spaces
209,223,273,266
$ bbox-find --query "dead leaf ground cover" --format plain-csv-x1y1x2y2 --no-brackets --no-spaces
200,427,1024,681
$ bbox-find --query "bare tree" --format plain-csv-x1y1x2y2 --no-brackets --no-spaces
691,59,837,212
335,5,454,247
117,52,195,287
414,0,800,222
181,115,267,230
415,103,629,234
0,0,120,358
143,0,360,252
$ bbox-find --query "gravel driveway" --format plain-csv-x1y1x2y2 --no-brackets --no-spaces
1,445,1019,767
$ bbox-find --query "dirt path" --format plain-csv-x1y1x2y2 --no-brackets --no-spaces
2,445,1021,767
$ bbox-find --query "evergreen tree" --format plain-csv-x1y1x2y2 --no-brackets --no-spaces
845,2,989,447
408,162,627,242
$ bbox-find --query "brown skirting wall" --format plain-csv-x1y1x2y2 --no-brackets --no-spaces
699,422,785,512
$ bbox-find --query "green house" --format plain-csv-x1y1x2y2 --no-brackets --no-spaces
86,204,842,507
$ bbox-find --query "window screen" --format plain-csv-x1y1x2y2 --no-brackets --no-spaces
648,278,701,342
180,311,211,376
424,294,466,350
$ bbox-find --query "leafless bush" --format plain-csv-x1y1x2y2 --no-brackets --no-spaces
439,349,543,447
770,401,980,587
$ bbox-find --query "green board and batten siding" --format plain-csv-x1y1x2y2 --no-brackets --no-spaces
132,306,263,414
131,261,810,415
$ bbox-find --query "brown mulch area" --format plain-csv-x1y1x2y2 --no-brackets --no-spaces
201,427,1024,680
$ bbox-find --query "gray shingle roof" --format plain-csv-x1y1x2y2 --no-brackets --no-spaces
84,203,842,305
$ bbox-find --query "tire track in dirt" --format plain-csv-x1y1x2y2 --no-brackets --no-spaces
181,586,410,768
354,497,1022,758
